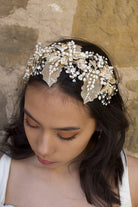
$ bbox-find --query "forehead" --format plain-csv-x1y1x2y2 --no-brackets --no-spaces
24,84,91,127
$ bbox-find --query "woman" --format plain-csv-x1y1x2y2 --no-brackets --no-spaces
0,39,138,207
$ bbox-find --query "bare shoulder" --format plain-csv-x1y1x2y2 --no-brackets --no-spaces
127,155,138,175
127,155,138,207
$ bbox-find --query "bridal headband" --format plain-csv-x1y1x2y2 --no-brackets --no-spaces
23,40,118,105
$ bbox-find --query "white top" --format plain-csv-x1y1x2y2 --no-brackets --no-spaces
0,151,132,207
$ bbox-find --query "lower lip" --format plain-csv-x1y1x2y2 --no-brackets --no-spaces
37,156,56,165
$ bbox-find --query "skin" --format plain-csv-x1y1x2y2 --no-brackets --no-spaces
127,156,138,207
3,83,138,207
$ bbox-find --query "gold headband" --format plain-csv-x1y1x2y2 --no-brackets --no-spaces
24,40,118,105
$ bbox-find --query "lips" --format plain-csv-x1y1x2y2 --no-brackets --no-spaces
37,156,56,165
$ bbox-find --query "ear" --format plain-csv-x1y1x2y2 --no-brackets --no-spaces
96,128,102,139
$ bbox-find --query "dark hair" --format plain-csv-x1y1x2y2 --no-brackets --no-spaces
0,39,129,207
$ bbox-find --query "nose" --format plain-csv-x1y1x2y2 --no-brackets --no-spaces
37,131,56,157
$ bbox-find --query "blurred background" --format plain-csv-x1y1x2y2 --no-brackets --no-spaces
0,0,137,156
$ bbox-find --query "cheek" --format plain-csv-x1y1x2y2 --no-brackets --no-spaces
75,136,91,153
61,135,92,160
66,128,95,159
24,125,38,145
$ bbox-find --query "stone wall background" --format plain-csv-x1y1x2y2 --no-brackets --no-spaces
0,0,138,157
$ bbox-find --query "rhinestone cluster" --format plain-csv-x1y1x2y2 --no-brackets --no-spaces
24,40,118,105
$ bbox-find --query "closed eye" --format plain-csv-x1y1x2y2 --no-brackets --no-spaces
24,118,40,129
57,133,78,141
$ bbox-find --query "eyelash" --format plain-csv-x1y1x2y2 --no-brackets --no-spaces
57,134,77,141
24,119,77,141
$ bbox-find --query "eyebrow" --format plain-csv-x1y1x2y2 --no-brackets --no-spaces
23,108,80,131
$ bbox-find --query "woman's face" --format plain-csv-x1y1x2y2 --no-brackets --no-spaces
24,83,96,170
